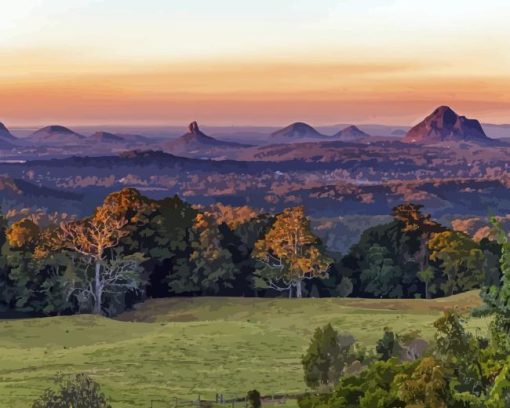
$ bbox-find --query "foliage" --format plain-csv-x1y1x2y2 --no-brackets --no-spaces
428,231,485,296
360,244,404,298
253,206,332,298
396,356,451,408
169,212,237,295
376,328,403,361
32,373,111,408
302,324,355,389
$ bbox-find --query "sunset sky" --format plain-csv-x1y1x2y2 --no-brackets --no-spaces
1,0,509,126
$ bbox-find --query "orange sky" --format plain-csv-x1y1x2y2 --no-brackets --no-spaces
1,1,509,126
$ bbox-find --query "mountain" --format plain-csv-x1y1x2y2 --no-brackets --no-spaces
404,106,490,144
29,125,85,145
0,122,16,141
89,131,125,143
334,125,370,140
390,129,407,136
0,122,16,149
165,122,250,157
89,131,151,144
271,122,325,140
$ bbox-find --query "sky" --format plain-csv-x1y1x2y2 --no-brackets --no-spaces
1,0,509,126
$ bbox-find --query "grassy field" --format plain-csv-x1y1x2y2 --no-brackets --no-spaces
0,291,489,407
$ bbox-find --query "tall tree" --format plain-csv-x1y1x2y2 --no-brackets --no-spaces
428,231,485,296
57,199,141,315
360,244,404,298
302,324,354,389
169,212,237,295
392,203,444,271
252,206,332,298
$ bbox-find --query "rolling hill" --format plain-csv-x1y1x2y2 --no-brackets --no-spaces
0,292,487,407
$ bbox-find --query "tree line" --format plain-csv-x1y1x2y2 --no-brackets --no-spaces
0,189,500,316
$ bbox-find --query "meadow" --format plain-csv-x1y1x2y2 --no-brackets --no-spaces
0,292,489,407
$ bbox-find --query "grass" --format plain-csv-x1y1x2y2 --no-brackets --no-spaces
0,291,490,407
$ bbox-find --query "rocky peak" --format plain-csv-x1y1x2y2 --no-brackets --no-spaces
188,121,200,134
404,106,489,144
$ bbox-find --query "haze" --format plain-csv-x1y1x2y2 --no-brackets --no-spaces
1,0,509,126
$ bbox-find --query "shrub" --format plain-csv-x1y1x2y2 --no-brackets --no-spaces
32,373,111,408
246,389,261,408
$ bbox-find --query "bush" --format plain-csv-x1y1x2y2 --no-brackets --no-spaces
246,389,261,408
32,373,111,408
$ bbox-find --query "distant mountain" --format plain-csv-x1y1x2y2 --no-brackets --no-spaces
89,131,151,144
165,122,250,157
404,106,490,144
29,125,85,145
390,129,407,136
89,131,125,143
0,122,16,149
334,125,370,140
0,122,16,141
271,122,325,140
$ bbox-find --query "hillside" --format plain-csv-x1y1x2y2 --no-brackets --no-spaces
0,293,487,407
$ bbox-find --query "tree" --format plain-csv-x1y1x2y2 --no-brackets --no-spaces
169,212,237,295
376,328,403,361
246,390,261,408
392,203,444,272
253,206,332,298
302,324,354,389
396,356,450,408
360,245,403,298
57,199,141,315
481,217,510,355
32,373,111,408
433,310,487,396
6,218,40,249
417,266,436,299
344,220,422,298
428,231,485,296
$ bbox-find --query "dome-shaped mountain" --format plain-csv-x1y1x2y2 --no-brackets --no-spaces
166,122,250,157
334,125,370,140
404,106,490,144
30,125,85,145
271,122,324,139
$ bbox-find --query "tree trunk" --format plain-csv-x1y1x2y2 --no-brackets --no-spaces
288,285,293,298
425,280,430,299
296,280,303,298
93,261,103,315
